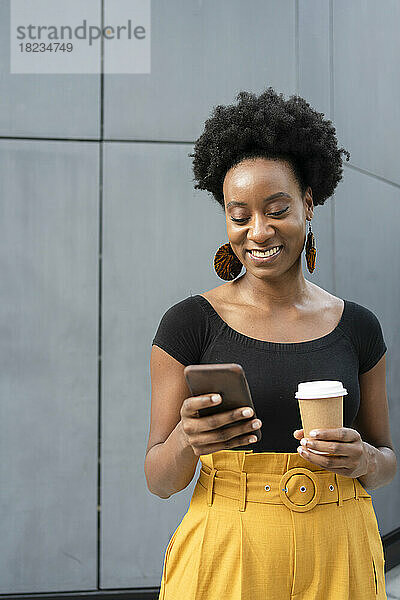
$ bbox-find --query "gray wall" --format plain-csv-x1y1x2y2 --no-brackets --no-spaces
0,0,398,594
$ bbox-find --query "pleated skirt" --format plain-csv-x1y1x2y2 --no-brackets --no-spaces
158,449,387,600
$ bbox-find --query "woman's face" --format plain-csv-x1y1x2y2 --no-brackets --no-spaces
222,157,313,276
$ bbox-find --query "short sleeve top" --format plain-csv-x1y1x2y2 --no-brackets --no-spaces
152,294,387,453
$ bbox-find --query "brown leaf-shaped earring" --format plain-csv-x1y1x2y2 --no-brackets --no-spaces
213,242,243,280
305,219,317,273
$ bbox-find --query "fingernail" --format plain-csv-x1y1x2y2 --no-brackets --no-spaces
211,394,221,403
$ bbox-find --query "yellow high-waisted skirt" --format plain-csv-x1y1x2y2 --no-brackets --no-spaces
158,449,387,599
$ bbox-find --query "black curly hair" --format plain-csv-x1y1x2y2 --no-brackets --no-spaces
188,87,350,210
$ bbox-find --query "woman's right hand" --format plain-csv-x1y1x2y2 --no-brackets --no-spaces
179,393,262,456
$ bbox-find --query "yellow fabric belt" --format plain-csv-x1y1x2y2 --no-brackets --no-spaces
198,463,371,512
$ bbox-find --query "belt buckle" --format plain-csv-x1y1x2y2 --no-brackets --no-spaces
279,467,321,512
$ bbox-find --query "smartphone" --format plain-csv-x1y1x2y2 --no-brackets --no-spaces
183,363,261,442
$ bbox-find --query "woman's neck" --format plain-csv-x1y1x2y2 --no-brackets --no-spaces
230,270,314,311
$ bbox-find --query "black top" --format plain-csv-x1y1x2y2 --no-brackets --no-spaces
152,294,387,452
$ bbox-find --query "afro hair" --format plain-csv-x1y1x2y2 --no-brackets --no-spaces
189,87,350,210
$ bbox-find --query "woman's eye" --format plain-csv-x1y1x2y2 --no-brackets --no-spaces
270,207,289,217
230,217,249,223
230,206,289,223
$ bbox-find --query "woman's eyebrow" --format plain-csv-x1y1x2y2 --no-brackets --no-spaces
226,192,291,209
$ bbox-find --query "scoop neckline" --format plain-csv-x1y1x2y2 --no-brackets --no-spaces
194,293,349,352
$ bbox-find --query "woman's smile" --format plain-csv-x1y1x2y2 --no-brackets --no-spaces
246,245,283,264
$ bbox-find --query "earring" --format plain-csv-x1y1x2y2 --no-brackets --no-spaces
213,242,243,280
305,219,317,273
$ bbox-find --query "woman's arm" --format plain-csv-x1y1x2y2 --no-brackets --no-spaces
144,345,199,499
145,421,198,499
353,354,397,490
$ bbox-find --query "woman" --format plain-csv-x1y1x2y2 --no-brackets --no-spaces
145,87,397,599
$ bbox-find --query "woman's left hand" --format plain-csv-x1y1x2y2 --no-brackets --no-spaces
293,427,369,479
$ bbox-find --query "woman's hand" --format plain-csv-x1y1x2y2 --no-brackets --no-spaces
180,394,262,456
293,427,369,479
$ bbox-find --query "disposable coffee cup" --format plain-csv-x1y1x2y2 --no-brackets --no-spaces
295,381,347,456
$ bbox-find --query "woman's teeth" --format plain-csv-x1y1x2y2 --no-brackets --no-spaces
250,246,281,257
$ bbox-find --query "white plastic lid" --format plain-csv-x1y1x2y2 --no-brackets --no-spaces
295,380,348,399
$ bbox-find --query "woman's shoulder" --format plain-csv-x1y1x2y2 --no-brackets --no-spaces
310,284,385,335
341,296,383,327
156,293,207,321
196,283,242,324
198,283,230,301
152,294,211,366
326,293,387,374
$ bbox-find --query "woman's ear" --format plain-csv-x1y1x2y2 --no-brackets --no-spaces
304,187,313,219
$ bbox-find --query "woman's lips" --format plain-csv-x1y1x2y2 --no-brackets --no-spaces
246,246,283,264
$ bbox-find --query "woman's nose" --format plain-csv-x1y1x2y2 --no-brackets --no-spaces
248,218,275,240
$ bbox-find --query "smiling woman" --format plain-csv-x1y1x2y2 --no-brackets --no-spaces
146,86,395,600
